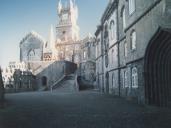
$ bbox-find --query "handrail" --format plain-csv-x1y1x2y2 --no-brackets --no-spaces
51,75,66,92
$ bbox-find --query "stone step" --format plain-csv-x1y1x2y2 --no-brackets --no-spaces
52,74,76,92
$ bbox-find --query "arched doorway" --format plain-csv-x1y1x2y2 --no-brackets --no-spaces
105,72,109,93
144,28,171,107
42,76,47,86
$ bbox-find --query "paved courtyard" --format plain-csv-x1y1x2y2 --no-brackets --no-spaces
0,91,171,128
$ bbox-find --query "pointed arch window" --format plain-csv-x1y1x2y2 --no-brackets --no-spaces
123,70,128,88
105,54,109,68
109,20,115,40
28,49,36,61
104,23,109,51
131,67,138,88
121,6,126,30
130,30,136,50
124,41,127,57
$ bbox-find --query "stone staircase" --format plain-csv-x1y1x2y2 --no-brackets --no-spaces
52,74,77,92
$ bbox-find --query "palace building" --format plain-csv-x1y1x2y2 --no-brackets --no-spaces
95,0,171,107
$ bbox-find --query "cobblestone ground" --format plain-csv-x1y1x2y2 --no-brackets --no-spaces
0,91,171,128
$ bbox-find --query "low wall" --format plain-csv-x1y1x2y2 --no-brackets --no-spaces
77,76,94,90
5,88,34,93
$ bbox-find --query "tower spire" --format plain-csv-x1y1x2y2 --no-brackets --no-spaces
49,25,55,50
69,0,73,8
58,0,62,14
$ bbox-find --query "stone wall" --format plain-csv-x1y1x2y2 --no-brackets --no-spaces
79,61,96,82
95,0,171,105
36,61,77,89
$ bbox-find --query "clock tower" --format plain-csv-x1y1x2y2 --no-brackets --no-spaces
56,0,80,62
56,0,79,42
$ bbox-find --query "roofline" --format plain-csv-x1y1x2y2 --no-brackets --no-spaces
20,31,46,46
101,0,118,25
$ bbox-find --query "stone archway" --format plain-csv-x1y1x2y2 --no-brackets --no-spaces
42,76,47,86
144,28,171,107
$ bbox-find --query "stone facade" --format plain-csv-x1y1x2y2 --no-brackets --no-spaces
95,0,171,106
79,35,96,83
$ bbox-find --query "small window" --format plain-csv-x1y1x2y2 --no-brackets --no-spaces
130,30,136,50
128,0,135,15
83,51,86,59
28,49,36,61
123,70,128,88
104,23,109,51
121,7,126,30
131,67,138,88
109,20,115,40
105,54,108,68
112,49,114,64
124,41,127,57
88,47,90,58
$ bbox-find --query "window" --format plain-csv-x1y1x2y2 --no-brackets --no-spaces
109,20,115,40
112,49,114,64
96,43,98,58
88,47,90,58
83,51,86,59
28,49,35,61
123,70,128,88
105,54,108,68
121,7,126,30
131,67,138,88
130,30,136,50
128,0,135,15
124,41,127,57
104,24,109,51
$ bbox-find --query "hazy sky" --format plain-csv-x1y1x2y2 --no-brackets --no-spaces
0,0,107,68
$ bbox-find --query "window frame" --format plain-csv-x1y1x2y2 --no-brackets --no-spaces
109,20,115,40
123,70,128,88
121,6,126,30
130,30,136,50
104,23,109,52
131,67,138,88
128,0,136,15
105,53,109,68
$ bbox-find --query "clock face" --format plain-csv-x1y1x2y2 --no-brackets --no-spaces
62,14,68,20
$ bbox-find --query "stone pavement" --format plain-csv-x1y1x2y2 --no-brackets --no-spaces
0,91,171,128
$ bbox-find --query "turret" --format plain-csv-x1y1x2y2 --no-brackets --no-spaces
58,0,62,14
49,25,55,51
69,0,73,8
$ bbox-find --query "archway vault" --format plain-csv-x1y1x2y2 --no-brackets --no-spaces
144,27,171,107
42,76,47,86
